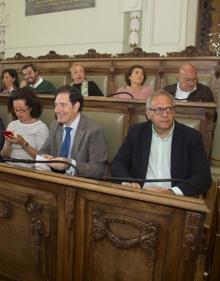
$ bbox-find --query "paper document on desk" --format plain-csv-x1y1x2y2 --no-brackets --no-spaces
35,155,52,171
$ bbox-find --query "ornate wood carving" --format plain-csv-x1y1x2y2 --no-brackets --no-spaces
167,45,213,57
65,189,75,230
197,0,214,51
3,45,218,63
5,52,34,61
74,48,112,59
0,199,11,218
182,211,203,254
117,47,160,57
37,50,70,59
91,210,159,261
24,195,44,270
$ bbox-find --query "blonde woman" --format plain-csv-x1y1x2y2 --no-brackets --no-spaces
70,63,103,97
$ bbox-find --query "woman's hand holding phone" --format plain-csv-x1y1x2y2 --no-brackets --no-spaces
3,131,14,138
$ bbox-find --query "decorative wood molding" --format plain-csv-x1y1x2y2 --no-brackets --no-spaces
3,46,219,62
117,47,160,57
91,210,159,261
74,48,112,59
0,198,11,218
5,52,34,61
24,195,44,270
182,211,203,253
37,50,70,60
197,0,214,51
65,189,75,230
166,45,213,57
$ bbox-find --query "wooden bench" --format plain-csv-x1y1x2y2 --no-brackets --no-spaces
0,54,219,99
0,95,216,163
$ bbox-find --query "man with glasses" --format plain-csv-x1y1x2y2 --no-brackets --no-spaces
164,63,214,102
111,90,211,196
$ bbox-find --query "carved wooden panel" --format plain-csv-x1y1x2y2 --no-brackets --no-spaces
0,166,210,281
0,179,58,281
71,190,204,281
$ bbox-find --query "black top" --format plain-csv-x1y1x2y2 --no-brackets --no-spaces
73,81,103,96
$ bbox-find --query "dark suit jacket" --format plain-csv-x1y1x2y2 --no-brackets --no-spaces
39,114,108,179
164,83,214,102
111,121,211,196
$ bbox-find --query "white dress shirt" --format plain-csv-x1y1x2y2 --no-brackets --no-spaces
144,124,183,195
175,82,196,101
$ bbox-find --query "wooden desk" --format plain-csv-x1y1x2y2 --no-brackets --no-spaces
0,165,210,281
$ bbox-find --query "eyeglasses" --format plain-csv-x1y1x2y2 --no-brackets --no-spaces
180,78,197,83
13,107,28,113
149,106,175,115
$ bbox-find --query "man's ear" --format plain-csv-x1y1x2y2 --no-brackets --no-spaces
146,110,151,120
73,101,80,113
177,74,180,82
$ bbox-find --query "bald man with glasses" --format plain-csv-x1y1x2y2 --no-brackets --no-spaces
164,63,214,102
111,90,211,197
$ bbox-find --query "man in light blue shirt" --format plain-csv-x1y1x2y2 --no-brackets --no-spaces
38,85,108,179
112,90,211,196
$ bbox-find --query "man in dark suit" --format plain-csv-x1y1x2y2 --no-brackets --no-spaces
111,90,211,196
163,63,214,102
38,85,108,179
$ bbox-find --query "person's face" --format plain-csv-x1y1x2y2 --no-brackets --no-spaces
146,95,175,136
2,72,15,88
70,65,85,84
55,92,79,126
13,99,32,123
22,66,38,84
178,68,197,92
129,68,144,85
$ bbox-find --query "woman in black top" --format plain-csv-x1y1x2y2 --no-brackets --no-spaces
70,63,103,97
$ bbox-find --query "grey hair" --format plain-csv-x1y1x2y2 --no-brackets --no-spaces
146,89,175,111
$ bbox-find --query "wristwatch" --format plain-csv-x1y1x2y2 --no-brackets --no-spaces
22,141,29,150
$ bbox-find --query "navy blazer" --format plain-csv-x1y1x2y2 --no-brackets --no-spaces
111,121,211,196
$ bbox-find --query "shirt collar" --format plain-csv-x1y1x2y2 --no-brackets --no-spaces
177,82,197,94
63,113,80,131
152,121,175,139
30,76,43,88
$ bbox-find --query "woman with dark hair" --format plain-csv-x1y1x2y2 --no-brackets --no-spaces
0,68,19,94
115,64,152,100
1,87,49,167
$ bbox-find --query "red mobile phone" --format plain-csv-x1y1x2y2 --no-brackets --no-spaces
2,131,13,138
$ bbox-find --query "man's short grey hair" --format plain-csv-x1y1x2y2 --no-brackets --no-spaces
146,89,175,110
